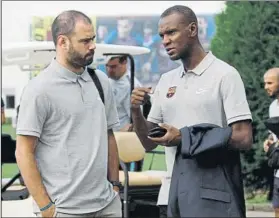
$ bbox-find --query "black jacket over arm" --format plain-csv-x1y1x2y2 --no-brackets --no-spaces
168,124,246,218
267,142,279,169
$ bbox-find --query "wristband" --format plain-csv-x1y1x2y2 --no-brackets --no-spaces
110,180,123,189
40,201,53,212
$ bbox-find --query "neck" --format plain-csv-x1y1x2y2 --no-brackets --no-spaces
56,54,84,74
181,43,207,71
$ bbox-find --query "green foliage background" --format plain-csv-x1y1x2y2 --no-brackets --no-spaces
211,1,279,192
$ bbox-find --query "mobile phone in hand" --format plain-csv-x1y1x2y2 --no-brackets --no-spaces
148,126,167,138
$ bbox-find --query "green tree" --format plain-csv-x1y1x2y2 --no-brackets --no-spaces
211,1,279,193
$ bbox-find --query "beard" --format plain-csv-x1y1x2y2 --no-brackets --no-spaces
67,44,94,69
270,88,279,98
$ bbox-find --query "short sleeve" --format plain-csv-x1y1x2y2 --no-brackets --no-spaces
105,81,120,130
220,68,252,125
16,86,49,138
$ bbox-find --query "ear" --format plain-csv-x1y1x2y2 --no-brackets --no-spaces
57,35,69,50
122,59,128,65
188,22,198,38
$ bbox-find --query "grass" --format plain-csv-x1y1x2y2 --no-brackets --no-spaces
142,146,166,170
2,123,16,139
2,164,19,178
245,191,269,204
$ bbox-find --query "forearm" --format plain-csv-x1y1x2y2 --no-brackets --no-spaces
131,107,157,151
1,112,5,124
107,130,119,182
228,121,253,150
16,150,51,208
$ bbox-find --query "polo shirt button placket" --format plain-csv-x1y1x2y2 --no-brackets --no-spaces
77,77,84,103
184,73,191,90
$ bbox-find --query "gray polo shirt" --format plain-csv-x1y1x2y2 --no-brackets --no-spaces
109,70,141,131
147,51,252,205
16,59,119,214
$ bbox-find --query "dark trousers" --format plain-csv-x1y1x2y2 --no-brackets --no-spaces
159,205,167,218
2,134,16,163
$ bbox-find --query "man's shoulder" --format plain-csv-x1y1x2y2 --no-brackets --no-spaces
160,65,183,81
22,71,50,97
94,69,109,83
211,56,240,77
91,69,114,96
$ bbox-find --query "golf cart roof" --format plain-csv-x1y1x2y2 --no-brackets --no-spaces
2,41,150,71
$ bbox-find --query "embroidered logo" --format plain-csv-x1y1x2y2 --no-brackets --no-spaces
195,88,208,95
166,86,177,98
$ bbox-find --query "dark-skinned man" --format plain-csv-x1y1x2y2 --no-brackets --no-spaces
131,5,253,218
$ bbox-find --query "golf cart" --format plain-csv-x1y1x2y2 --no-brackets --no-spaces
1,41,166,217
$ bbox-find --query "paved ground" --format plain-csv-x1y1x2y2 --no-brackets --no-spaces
2,197,35,217
1,197,275,217
246,211,274,217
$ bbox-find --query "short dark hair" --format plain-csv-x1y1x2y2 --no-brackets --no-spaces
51,10,92,46
160,5,198,25
109,55,127,64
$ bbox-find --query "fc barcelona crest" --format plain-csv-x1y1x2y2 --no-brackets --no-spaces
166,86,177,98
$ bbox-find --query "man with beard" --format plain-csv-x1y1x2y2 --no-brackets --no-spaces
15,10,121,217
131,5,252,217
263,68,279,218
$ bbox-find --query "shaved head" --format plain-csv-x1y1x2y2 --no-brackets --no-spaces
264,68,279,79
264,67,279,98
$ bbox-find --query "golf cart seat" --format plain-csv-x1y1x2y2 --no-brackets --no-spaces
115,132,165,186
114,132,166,218
119,170,164,186
2,183,29,201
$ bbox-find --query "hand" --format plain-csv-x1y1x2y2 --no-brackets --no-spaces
113,186,120,193
119,124,133,132
263,139,274,153
148,123,181,147
41,203,56,218
131,87,152,109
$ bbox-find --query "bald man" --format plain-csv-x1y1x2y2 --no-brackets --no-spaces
263,67,279,217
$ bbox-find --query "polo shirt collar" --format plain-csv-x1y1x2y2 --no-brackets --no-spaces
50,58,91,82
180,51,216,77
117,69,130,82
